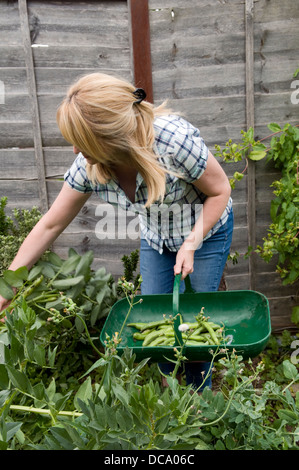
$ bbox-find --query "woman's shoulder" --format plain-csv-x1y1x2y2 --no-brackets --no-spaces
154,114,191,132
153,114,202,153
64,153,94,193
154,114,200,141
153,114,208,181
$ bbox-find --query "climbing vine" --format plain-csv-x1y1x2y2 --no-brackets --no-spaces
215,122,299,288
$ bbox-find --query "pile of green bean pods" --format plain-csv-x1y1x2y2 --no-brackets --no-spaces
128,313,224,347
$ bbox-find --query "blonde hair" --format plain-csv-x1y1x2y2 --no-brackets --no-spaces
56,72,172,207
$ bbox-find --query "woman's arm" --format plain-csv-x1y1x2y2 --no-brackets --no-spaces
9,183,91,271
0,183,91,311
174,151,231,279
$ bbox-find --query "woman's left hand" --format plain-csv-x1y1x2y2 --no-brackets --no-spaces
174,243,195,280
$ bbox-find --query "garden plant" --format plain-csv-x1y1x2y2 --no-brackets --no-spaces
215,121,299,289
0,117,298,450
0,249,298,450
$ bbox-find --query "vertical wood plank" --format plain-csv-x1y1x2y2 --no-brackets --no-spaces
245,0,256,290
18,0,48,213
128,0,153,103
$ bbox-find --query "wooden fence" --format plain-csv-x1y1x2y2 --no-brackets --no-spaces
0,0,298,330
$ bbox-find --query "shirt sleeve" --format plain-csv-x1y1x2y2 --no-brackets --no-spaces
64,154,94,193
172,119,209,183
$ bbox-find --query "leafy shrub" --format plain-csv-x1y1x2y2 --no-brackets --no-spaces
0,197,42,276
0,259,298,450
215,122,299,285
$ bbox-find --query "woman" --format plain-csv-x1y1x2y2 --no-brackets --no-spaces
0,73,233,390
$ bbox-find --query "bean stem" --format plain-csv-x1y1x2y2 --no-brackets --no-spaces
10,404,82,418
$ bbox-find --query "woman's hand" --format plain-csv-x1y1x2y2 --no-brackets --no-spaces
174,243,195,280
0,295,12,322
6,183,91,273
174,151,231,281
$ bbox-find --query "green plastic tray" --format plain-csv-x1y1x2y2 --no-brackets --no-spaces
100,274,271,362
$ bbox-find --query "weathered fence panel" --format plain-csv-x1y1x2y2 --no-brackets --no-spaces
148,0,299,330
0,0,298,330
0,0,135,275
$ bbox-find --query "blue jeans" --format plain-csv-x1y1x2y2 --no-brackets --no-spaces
139,209,234,390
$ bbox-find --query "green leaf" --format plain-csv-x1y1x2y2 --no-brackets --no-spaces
115,408,134,432
0,279,14,300
286,203,296,220
75,251,93,277
17,301,36,327
9,335,25,365
233,171,244,181
291,126,299,142
46,378,56,402
34,344,46,367
277,409,298,425
285,269,299,284
75,398,94,420
270,200,280,221
283,360,299,381
0,390,10,409
48,345,58,368
6,365,33,394
52,275,84,289
75,316,85,333
79,357,108,379
96,286,109,306
111,383,129,407
27,265,43,281
253,143,267,151
5,422,23,442
48,426,76,450
38,261,56,278
246,127,254,142
164,432,179,442
24,336,35,362
90,304,101,327
0,441,8,450
225,434,237,450
68,247,78,257
60,255,81,275
74,377,93,411
195,439,212,450
47,252,63,267
215,439,226,450
291,306,299,325
32,382,46,402
268,123,282,133
234,413,244,424
132,357,150,376
0,365,9,389
103,402,118,430
3,267,28,287
54,392,73,412
58,423,86,449
248,150,267,161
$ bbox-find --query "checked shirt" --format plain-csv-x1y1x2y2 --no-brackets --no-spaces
64,115,233,254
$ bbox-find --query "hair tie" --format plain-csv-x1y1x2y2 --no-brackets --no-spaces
133,88,146,104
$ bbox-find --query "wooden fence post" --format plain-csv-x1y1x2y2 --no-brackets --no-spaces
245,0,256,290
128,0,153,103
18,0,48,213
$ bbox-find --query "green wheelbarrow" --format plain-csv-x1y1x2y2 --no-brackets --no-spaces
100,274,271,362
